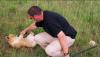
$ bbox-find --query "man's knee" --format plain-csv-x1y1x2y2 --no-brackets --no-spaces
45,46,63,57
45,45,56,56
45,40,63,57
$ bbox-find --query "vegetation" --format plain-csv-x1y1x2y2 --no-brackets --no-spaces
0,0,100,57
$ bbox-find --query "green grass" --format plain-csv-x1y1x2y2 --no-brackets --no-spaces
0,0,100,57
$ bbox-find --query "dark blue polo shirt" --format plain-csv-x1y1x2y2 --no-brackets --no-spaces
35,10,77,39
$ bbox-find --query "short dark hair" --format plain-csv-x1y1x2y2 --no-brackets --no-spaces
28,6,42,16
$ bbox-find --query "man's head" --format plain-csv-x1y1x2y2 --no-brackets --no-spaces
28,6,43,22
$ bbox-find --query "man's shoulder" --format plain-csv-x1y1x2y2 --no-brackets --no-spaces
44,10,59,16
44,10,66,22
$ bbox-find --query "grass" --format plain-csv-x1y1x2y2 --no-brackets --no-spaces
0,0,100,57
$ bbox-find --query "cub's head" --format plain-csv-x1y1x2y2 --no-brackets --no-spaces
5,34,16,46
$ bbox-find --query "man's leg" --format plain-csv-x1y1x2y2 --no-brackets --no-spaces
45,39,63,57
45,36,75,57
34,32,56,49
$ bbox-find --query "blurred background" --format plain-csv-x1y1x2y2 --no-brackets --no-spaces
0,0,100,57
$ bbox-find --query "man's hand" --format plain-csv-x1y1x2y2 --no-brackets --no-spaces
20,23,37,36
20,30,26,36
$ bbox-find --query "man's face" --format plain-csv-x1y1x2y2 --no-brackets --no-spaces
29,14,43,22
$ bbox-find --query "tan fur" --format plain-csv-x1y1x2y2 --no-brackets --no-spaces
5,34,37,48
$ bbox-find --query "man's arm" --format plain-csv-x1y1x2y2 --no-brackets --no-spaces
20,23,37,36
57,31,69,57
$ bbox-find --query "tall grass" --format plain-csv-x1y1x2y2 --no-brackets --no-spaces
0,0,100,57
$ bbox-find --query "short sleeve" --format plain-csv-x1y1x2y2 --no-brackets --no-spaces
47,21,63,37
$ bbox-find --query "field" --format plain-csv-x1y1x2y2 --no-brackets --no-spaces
0,0,100,57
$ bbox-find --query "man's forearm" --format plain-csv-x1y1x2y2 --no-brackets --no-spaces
24,23,37,32
58,35,68,54
57,31,69,56
20,23,37,36
59,37,69,57
23,26,30,33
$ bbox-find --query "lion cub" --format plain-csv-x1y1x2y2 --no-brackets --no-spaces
5,32,37,48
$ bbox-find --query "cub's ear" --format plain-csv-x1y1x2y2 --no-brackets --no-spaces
5,36,9,41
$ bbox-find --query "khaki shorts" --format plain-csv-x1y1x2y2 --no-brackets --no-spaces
34,32,75,57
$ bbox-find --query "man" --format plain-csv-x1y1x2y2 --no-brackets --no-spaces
20,6,77,57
